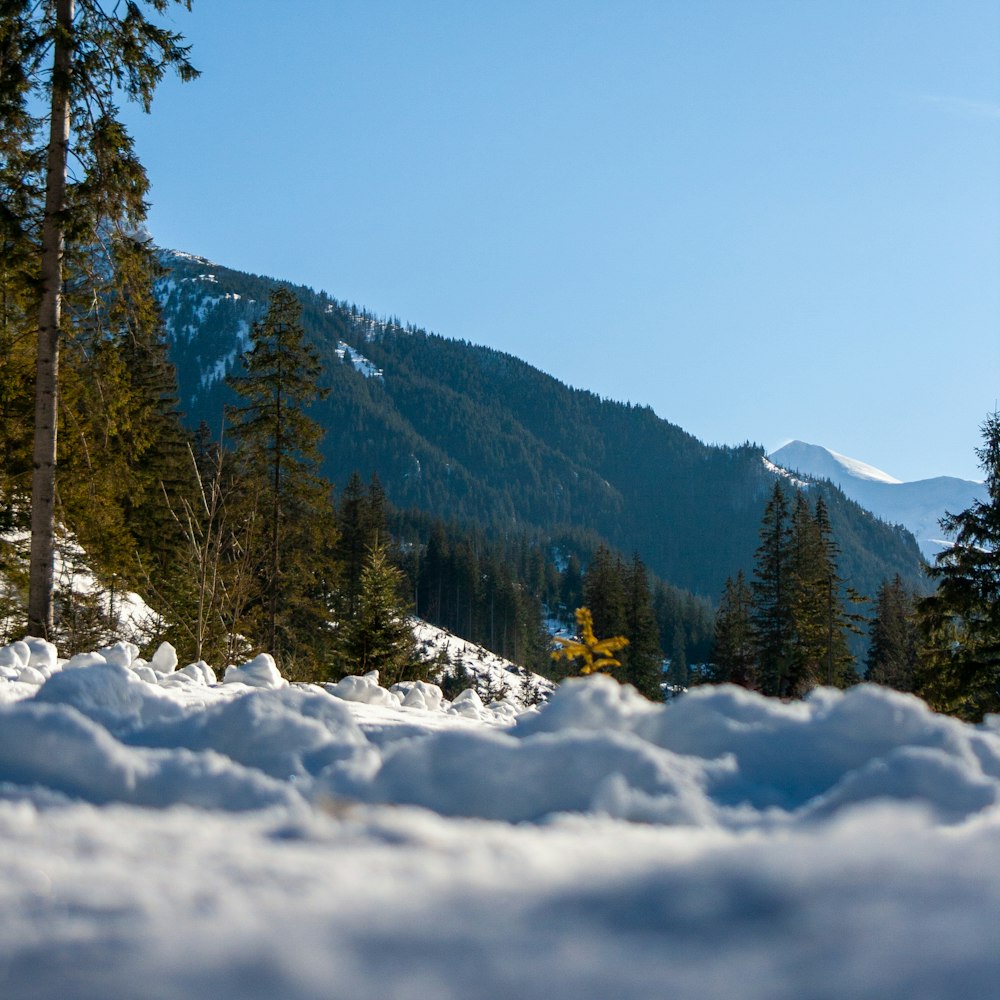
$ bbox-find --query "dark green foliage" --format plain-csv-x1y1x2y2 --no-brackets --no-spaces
622,555,664,700
583,546,627,644
786,495,859,690
713,570,756,687
747,484,861,697
0,192,202,651
3,0,197,636
225,287,339,671
652,580,715,674
335,472,389,620
865,575,918,692
402,514,551,673
579,547,664,698
752,484,795,695
339,539,421,686
916,413,1000,721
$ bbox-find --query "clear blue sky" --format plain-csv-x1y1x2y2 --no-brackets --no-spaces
124,0,1000,483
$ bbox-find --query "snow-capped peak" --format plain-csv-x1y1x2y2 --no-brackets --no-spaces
768,440,987,559
769,441,901,485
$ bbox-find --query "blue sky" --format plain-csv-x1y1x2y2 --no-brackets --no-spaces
125,1,999,482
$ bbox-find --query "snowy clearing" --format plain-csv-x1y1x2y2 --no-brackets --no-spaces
2,638,999,998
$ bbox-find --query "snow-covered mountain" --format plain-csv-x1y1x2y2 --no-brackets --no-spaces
154,250,927,602
769,441,986,559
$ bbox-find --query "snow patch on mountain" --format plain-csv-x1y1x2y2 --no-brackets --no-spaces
762,456,812,489
336,342,383,380
165,249,216,266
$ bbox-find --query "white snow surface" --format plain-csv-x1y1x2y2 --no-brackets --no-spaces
3,640,1000,998
828,447,902,483
771,440,902,483
334,340,383,380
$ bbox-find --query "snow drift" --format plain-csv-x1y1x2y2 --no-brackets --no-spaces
1,639,999,998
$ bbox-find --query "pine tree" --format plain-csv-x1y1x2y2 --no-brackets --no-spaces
810,496,862,688
335,471,368,618
559,554,584,620
752,483,794,696
340,539,420,686
865,575,918,691
4,0,198,637
583,545,626,643
916,412,1000,720
226,286,338,669
786,491,827,691
750,486,859,696
622,554,664,700
57,237,196,632
785,494,859,691
713,570,756,687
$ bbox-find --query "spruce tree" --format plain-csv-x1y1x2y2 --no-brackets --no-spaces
810,496,862,688
787,491,827,691
559,554,584,620
584,545,626,643
713,570,756,687
340,539,420,686
865,575,918,692
752,483,794,696
622,554,664,700
916,412,1000,720
785,494,858,691
335,471,368,618
226,286,338,670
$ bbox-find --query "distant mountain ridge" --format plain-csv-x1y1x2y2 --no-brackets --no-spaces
155,250,927,604
768,441,985,559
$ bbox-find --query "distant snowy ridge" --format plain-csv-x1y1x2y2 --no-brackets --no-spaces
769,440,986,559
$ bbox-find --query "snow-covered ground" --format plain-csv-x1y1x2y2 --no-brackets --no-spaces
2,636,1000,999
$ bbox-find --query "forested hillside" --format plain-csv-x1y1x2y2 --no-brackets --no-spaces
157,251,926,608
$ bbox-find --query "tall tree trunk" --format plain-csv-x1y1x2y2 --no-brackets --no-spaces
28,0,73,638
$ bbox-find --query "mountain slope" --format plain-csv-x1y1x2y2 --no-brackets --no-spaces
769,441,985,559
156,251,926,604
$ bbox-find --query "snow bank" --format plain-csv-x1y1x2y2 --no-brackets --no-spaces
317,676,1000,827
5,647,1000,828
3,641,1000,998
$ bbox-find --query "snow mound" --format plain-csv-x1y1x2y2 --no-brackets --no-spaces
4,638,1000,998
3,643,1000,827
316,676,1000,827
326,671,402,708
224,653,286,689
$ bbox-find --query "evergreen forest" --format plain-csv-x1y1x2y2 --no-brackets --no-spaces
2,1,998,716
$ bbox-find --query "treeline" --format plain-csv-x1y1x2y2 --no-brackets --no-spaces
386,513,716,691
